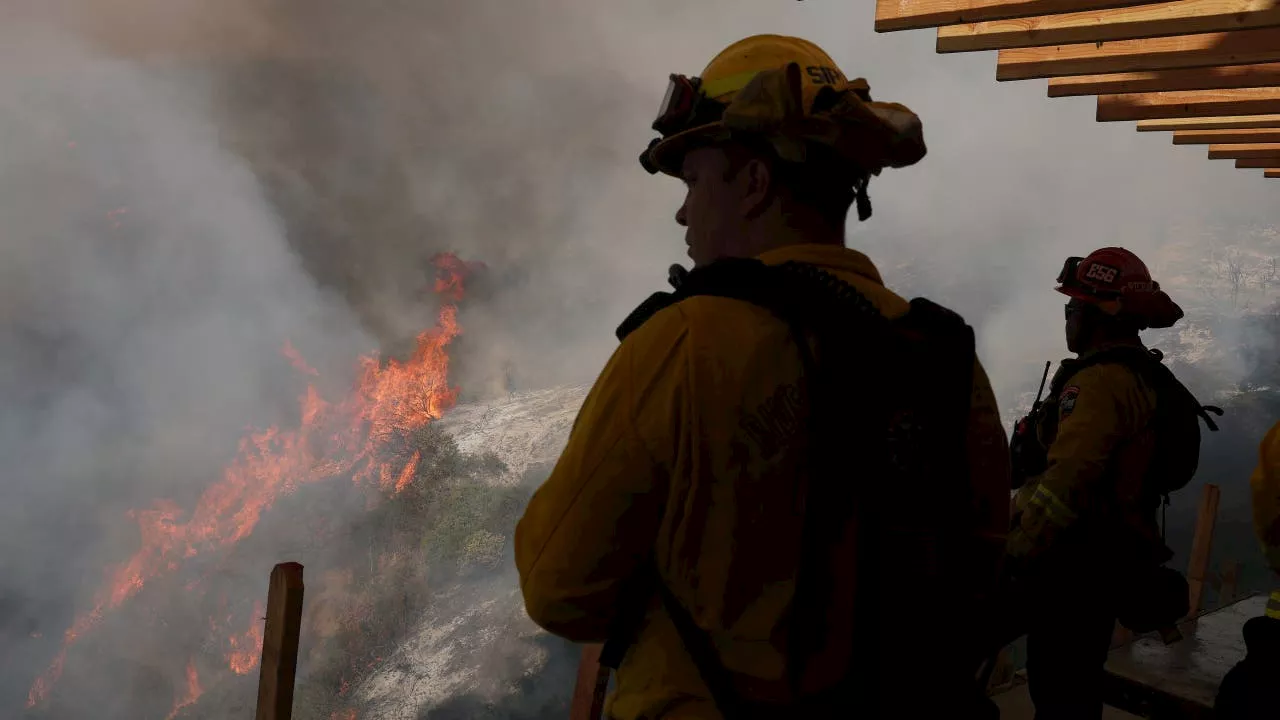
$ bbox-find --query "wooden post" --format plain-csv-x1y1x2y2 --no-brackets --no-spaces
1185,484,1220,618
255,562,306,720
569,644,609,720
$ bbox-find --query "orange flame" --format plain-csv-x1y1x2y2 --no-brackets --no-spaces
227,601,265,675
28,254,477,708
282,340,319,376
165,660,203,720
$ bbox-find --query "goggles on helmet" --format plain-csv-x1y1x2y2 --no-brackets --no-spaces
640,74,731,174
653,74,702,136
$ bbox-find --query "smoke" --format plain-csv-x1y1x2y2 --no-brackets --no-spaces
0,17,372,716
4,0,1279,717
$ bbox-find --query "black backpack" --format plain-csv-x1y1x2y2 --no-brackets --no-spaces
603,257,995,718
1046,346,1221,511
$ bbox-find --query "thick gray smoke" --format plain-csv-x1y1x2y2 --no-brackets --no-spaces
3,0,1278,717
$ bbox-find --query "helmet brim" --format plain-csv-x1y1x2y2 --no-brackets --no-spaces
646,122,732,177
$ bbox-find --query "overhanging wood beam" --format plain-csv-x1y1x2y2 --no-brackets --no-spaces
1265,169,1280,176
1208,142,1280,157
1137,113,1280,129
997,28,1280,80
875,0,1164,32
1173,128,1280,143
1236,156,1280,166
939,1,1280,53
1097,87,1280,120
1049,63,1280,96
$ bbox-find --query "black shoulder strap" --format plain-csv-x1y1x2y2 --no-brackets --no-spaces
1051,346,1222,432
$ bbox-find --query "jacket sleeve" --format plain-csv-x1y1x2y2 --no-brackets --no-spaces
1251,420,1280,575
513,308,688,642
1007,363,1146,563
965,359,1012,592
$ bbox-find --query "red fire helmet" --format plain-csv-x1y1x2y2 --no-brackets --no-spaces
1055,247,1184,329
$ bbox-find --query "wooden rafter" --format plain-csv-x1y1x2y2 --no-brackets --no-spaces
1097,87,1280,120
997,28,1280,80
939,1,1280,53
1208,142,1280,157
1265,169,1280,176
1048,63,1280,96
1137,113,1280,129
1235,156,1280,166
874,0,1164,32
1173,128,1280,143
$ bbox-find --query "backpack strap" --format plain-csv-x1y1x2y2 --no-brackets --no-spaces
1051,346,1222,433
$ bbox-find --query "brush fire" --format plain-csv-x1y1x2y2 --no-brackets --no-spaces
24,253,489,719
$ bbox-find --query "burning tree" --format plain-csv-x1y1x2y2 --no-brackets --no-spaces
23,253,518,720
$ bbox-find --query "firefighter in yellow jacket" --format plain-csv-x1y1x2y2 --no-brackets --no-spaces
514,35,1011,719
1008,247,1200,720
1215,420,1280,718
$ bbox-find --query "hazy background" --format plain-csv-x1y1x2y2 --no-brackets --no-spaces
1,0,1277,717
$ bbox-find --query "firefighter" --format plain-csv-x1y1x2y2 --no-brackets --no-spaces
1215,419,1280,719
1007,247,1208,720
514,34,1010,718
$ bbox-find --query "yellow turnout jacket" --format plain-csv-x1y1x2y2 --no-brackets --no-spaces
514,244,1010,719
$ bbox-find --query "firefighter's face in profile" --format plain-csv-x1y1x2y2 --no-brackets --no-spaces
674,146,769,268
1065,300,1090,353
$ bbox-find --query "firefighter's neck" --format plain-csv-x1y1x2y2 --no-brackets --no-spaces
746,203,845,254
1077,326,1143,357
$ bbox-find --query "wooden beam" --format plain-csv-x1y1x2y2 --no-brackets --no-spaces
997,28,1280,80
1185,484,1219,617
1236,156,1280,166
1097,87,1280,120
570,644,609,720
1208,142,1280,157
940,1,1280,53
1049,63,1280,97
875,0,1164,32
1173,128,1280,143
255,562,305,720
1267,169,1280,176
1137,113,1280,129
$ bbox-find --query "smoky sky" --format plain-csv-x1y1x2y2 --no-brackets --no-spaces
1,0,1278,717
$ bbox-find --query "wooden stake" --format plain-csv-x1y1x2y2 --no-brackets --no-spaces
939,1,1280,53
1049,63,1280,97
255,562,305,720
875,0,1164,32
569,644,610,720
997,28,1280,81
1185,484,1220,618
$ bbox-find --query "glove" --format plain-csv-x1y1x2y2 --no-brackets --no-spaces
1215,615,1280,719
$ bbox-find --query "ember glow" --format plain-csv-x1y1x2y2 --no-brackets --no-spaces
227,601,266,675
165,660,203,720
27,253,481,710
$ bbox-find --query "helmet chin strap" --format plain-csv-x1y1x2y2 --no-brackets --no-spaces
853,175,872,222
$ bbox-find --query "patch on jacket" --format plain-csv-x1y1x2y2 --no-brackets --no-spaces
740,382,804,460
1060,386,1080,419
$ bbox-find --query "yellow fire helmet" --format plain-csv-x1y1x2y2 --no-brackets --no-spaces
641,34,927,212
